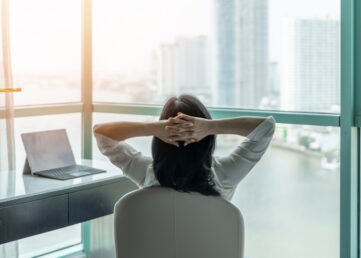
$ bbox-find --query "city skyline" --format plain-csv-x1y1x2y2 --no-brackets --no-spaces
9,0,339,74
151,7,340,112
8,0,341,113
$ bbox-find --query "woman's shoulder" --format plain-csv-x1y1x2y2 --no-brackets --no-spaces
142,165,161,188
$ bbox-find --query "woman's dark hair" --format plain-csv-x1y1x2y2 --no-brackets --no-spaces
152,94,220,196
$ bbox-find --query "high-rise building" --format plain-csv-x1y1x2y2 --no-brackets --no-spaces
215,0,269,108
281,19,340,112
214,0,235,106
268,61,280,96
258,61,281,110
158,36,211,99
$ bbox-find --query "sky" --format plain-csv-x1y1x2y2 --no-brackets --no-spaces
8,0,339,75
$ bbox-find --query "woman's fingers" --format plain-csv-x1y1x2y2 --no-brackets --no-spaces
167,117,185,124
168,114,194,124
181,123,194,128
167,123,193,130
165,125,179,132
165,125,194,133
169,132,195,142
167,133,198,146
177,112,194,122
174,131,193,138
159,136,179,147
164,115,197,146
184,138,196,146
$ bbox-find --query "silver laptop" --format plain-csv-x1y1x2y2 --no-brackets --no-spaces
22,129,105,180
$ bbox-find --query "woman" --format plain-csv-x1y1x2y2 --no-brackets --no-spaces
93,95,275,201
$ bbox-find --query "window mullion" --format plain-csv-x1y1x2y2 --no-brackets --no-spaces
92,103,340,127
340,0,358,257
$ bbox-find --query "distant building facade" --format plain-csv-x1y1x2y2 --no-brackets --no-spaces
215,0,269,108
281,19,340,112
158,36,211,100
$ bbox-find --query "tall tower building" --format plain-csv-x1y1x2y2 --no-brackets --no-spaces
269,61,280,95
281,19,340,112
214,0,236,106
215,0,269,108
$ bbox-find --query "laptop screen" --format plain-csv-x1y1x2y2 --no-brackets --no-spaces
21,129,76,173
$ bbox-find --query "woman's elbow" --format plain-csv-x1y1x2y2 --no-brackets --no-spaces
93,124,102,134
268,116,276,133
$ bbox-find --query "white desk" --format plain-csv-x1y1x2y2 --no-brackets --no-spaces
0,159,137,244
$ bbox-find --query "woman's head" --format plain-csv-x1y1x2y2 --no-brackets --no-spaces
152,94,219,196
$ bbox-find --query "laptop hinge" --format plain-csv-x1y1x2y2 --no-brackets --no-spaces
23,158,32,175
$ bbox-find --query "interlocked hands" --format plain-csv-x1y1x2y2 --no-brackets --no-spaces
157,112,211,147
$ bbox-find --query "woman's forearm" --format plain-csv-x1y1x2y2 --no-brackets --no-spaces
207,116,266,137
93,115,269,144
93,121,163,141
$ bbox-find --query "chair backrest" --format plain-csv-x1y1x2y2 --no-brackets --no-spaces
114,186,244,258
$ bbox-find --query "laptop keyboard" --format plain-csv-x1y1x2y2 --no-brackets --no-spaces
36,165,104,180
46,165,88,176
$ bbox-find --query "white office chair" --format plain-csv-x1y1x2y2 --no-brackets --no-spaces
114,186,244,258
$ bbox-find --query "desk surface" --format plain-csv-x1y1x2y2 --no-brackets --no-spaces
0,159,138,244
0,159,130,208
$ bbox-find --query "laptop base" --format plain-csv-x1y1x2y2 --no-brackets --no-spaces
34,165,106,180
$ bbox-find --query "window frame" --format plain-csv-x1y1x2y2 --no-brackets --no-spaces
0,0,358,257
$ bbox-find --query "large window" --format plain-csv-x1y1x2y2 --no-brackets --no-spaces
93,0,340,113
0,0,358,257
0,1,83,255
93,113,340,258
10,0,81,105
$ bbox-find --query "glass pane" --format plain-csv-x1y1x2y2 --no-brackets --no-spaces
93,0,340,112
14,113,82,256
93,113,340,257
0,118,7,171
10,0,81,105
219,124,339,258
17,226,81,257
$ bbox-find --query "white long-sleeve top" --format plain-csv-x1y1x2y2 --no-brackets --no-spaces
94,116,276,201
